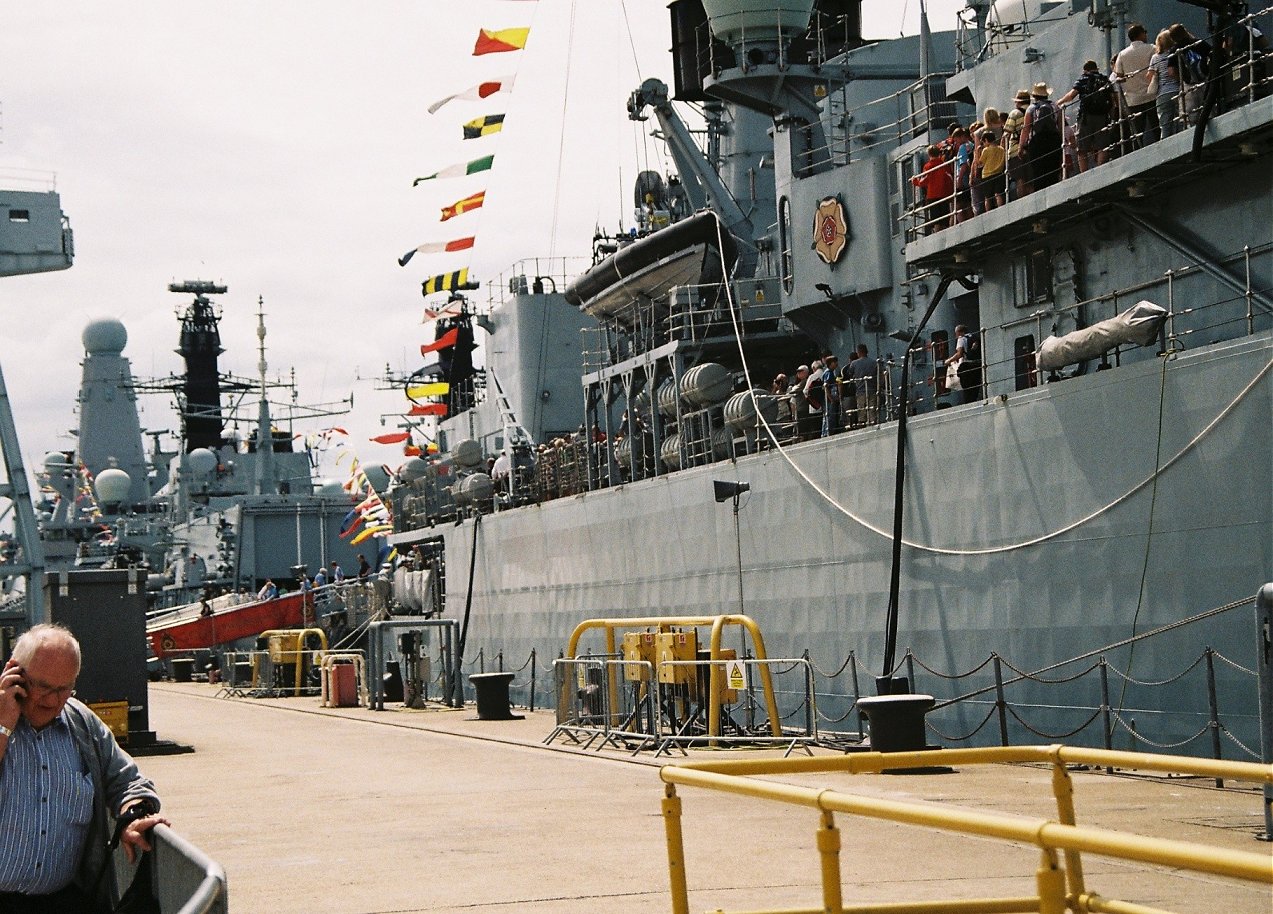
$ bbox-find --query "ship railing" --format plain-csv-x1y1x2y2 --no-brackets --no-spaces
659,745,1273,914
113,823,227,914
958,241,1272,403
0,167,59,192
951,1,1072,69
546,655,818,757
905,6,1273,242
485,256,589,310
796,590,1265,763
808,72,958,174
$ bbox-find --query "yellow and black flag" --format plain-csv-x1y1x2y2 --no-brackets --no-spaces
462,114,505,139
421,268,478,296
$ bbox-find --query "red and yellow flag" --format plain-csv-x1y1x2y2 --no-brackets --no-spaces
441,191,485,221
473,27,530,56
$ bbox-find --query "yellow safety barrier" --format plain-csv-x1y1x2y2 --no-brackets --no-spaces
257,628,328,697
659,744,1273,914
564,615,782,739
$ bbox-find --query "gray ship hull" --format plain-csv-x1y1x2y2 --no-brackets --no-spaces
437,331,1271,747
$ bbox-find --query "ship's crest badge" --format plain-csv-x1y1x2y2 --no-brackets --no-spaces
813,197,849,265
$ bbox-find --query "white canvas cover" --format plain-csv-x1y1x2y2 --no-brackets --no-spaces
1037,300,1168,371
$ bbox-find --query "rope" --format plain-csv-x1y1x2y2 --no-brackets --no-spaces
1005,704,1102,740
908,652,996,680
939,594,1256,707
1118,344,1174,719
712,214,1273,555
1210,651,1258,677
1109,710,1210,749
995,656,1100,684
807,654,857,678
815,703,861,725
1221,727,1262,760
1104,652,1205,687
925,704,998,742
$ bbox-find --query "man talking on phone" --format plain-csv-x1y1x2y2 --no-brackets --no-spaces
0,623,167,913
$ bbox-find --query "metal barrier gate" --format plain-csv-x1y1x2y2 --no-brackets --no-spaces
549,653,817,756
660,744,1273,914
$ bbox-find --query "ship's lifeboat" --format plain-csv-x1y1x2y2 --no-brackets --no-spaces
564,211,737,326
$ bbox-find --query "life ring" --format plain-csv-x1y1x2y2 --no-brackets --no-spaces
160,634,176,652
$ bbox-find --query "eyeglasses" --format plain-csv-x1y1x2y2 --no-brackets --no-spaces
28,677,76,700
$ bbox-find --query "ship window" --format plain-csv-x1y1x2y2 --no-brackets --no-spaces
8,209,30,223
1026,249,1052,304
779,196,793,293
1014,335,1038,390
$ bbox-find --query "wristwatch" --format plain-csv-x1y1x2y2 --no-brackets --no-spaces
0,723,11,739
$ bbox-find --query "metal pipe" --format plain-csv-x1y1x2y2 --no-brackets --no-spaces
882,272,955,681
1257,583,1273,841
1114,205,1273,314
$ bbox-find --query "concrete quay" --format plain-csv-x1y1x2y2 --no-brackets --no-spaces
141,683,1272,914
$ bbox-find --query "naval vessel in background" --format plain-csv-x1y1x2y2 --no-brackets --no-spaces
387,0,1272,753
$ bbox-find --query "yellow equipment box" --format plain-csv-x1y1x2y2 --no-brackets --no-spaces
657,630,697,685
622,631,658,681
89,700,130,745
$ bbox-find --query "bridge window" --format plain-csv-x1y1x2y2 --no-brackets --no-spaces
8,209,30,223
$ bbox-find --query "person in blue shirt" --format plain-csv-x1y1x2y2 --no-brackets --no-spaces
0,624,166,912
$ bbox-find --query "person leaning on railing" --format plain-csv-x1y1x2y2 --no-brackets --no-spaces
1114,22,1159,147
0,624,168,913
1148,29,1183,138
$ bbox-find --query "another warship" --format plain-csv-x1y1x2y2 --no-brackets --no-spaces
386,0,1272,754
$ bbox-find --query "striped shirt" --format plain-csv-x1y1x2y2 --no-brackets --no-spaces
0,713,94,894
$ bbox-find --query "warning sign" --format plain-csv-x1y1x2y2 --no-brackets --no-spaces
726,659,746,690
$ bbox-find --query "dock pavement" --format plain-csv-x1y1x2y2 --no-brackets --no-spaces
140,683,1272,914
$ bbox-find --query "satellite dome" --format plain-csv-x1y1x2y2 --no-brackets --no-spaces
82,319,128,355
315,479,346,498
43,452,72,471
400,457,429,482
452,439,484,469
187,448,218,476
94,468,132,505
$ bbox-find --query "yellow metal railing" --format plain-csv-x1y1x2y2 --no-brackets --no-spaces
660,745,1273,914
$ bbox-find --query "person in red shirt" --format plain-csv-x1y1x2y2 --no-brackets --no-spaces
911,144,953,233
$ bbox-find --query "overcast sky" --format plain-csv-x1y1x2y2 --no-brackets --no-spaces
0,0,964,487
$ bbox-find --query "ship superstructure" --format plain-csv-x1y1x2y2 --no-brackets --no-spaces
388,0,1272,755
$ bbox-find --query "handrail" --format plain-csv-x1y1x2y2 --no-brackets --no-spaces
149,823,228,914
659,744,1273,914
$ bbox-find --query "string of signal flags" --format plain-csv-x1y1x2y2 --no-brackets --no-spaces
381,16,535,451
396,23,531,283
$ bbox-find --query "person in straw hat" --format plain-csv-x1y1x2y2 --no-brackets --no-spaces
1020,81,1064,190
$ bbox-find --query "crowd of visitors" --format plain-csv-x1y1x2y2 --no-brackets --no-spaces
911,18,1268,232
769,344,891,440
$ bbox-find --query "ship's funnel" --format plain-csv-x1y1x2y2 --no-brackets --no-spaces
700,0,816,45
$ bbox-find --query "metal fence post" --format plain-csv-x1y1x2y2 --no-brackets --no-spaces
804,658,814,738
478,646,484,674
993,654,1010,747
1204,647,1224,787
1099,657,1113,773
497,649,504,673
849,651,863,741
530,648,537,713
906,650,916,694
1255,583,1273,841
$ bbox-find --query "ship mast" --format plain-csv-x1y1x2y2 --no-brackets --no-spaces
172,280,228,453
251,297,274,496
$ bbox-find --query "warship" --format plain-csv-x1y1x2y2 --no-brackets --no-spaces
387,0,1272,754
